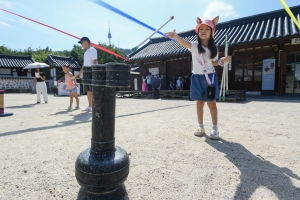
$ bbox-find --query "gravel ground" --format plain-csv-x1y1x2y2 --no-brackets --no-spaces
0,93,300,200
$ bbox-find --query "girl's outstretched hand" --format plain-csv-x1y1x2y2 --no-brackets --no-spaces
221,57,229,64
165,29,191,49
165,29,178,39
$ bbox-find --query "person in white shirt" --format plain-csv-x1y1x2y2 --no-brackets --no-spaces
146,73,153,91
176,77,181,90
76,37,98,112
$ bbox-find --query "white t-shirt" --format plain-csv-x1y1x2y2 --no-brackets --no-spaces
177,79,181,86
83,46,98,67
190,42,218,75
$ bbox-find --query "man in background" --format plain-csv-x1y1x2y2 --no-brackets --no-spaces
76,37,98,112
146,73,153,91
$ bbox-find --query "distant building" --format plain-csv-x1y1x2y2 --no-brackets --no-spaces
129,6,300,96
0,54,35,92
0,54,81,92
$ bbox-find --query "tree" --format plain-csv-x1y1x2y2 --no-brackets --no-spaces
1,42,126,67
70,45,85,66
70,43,126,66
0,45,12,54
96,42,126,64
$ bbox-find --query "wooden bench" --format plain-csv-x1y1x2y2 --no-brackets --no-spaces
159,90,174,98
225,90,246,101
159,90,190,99
133,90,191,100
116,91,134,98
133,91,153,99
173,90,190,99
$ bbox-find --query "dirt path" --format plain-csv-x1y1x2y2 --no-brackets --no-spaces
0,94,300,199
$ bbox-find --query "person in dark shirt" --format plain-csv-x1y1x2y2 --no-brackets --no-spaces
152,74,161,91
32,68,48,104
169,81,175,90
181,77,187,90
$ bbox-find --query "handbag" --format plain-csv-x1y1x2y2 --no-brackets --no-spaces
207,84,215,99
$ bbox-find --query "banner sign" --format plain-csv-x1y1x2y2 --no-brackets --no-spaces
262,59,276,90
58,83,80,96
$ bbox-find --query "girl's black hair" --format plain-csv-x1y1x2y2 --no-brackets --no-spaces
197,28,218,59
63,64,70,68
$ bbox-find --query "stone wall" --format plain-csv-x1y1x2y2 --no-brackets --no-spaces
0,77,33,89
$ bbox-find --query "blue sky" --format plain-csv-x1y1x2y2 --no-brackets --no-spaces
0,0,299,52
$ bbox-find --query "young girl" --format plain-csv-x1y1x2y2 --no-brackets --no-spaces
165,16,228,140
62,64,80,111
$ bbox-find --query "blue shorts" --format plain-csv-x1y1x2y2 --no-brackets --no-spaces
190,73,219,102
67,87,78,93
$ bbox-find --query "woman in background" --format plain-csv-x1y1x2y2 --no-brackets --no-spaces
142,75,148,91
32,68,48,104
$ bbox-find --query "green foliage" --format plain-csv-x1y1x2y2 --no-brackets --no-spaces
70,43,126,66
96,42,126,64
0,43,126,67
0,46,11,54
70,45,85,66
56,69,65,81
0,45,71,59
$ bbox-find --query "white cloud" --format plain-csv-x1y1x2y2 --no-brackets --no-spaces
0,15,16,22
20,18,47,30
201,0,239,21
0,0,13,8
0,21,10,26
21,19,31,23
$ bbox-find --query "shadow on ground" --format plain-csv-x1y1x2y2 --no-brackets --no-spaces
0,105,193,137
205,137,300,199
0,112,92,137
5,103,37,109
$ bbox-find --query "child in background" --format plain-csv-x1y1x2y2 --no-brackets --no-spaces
165,16,228,140
62,64,80,111
169,81,175,90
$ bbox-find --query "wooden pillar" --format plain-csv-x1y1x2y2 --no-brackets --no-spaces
278,51,287,96
160,62,167,90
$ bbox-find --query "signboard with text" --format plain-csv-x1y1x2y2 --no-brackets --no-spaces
262,59,276,90
291,38,300,45
148,67,159,75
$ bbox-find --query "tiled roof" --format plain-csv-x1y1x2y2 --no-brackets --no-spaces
129,6,300,61
0,54,34,68
130,65,139,72
46,54,80,68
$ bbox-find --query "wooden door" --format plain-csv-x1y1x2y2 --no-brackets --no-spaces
279,51,287,95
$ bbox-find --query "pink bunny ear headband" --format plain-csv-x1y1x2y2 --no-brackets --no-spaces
195,16,219,36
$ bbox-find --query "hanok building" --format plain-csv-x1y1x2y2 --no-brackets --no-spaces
129,5,300,96
0,54,35,92
46,54,81,81
0,54,81,92
45,54,82,93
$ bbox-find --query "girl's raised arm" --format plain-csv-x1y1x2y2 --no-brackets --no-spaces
165,29,191,49
68,72,75,79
